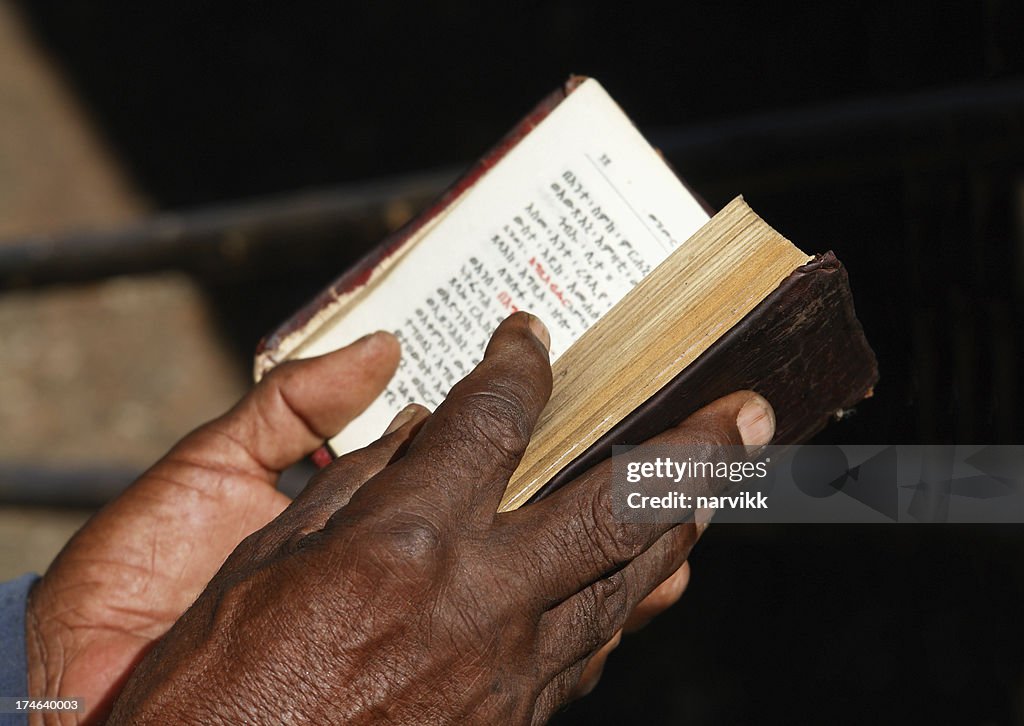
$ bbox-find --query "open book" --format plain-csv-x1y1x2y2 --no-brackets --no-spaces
256,77,878,511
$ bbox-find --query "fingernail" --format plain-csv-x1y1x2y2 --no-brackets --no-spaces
354,331,389,348
351,331,379,347
736,394,775,447
526,314,550,352
695,507,715,536
383,404,419,435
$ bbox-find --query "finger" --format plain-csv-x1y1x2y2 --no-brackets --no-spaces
567,629,621,700
542,565,692,714
531,629,620,726
393,312,552,516
532,657,589,726
550,558,696,711
283,404,431,533
235,405,431,561
510,391,773,603
543,558,697,713
621,518,710,633
535,523,698,676
164,332,400,484
623,560,691,633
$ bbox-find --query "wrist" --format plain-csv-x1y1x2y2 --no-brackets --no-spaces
25,584,55,694
24,582,74,726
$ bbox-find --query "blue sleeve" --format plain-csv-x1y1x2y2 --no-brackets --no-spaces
0,574,39,726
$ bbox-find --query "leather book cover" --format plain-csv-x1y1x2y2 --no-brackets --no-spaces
529,251,878,501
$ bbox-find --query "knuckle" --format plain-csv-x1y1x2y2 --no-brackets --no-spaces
602,569,629,605
701,424,741,450
574,573,628,646
581,486,645,567
260,357,300,391
370,513,447,568
207,573,259,634
591,571,628,619
684,409,741,449
452,389,532,469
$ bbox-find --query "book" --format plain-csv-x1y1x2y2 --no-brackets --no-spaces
256,76,878,512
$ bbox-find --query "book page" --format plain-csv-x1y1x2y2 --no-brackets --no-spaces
294,79,709,453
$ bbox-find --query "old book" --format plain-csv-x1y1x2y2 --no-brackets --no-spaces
256,77,878,511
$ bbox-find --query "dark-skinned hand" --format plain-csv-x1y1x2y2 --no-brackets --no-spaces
25,331,401,724
90,312,775,724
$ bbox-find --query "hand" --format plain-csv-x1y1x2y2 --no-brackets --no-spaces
107,312,775,725
25,332,402,724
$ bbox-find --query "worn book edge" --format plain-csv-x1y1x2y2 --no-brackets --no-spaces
525,250,878,504
498,196,812,510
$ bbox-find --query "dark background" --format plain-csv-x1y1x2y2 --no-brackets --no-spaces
12,1,1024,723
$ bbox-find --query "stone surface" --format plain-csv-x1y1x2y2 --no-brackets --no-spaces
0,274,247,467
0,0,247,580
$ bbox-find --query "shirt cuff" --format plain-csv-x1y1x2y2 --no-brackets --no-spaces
0,574,40,726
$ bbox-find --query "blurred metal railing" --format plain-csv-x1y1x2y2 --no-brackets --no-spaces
2,79,1023,507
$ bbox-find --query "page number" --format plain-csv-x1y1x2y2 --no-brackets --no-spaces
597,153,612,167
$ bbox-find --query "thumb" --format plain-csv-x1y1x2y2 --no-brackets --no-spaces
166,331,401,481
